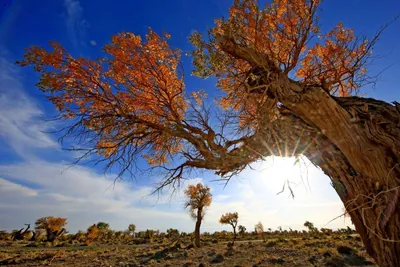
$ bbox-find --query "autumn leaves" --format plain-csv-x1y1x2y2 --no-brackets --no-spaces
184,183,243,247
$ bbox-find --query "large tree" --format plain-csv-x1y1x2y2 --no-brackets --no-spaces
184,183,212,247
18,0,400,265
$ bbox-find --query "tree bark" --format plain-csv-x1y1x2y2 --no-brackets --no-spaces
194,207,203,247
293,93,400,267
213,37,400,267
232,225,237,245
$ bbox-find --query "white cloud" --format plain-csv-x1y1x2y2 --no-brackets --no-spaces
0,157,352,234
0,56,351,235
2,159,351,234
0,162,195,233
0,56,58,158
90,40,97,46
0,178,38,198
0,54,195,233
64,0,89,47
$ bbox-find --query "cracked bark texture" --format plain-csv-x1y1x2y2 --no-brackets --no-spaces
190,37,400,267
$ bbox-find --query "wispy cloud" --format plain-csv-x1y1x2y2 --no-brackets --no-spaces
0,54,195,233
0,158,352,233
64,0,90,47
0,56,351,234
0,162,196,232
0,56,58,158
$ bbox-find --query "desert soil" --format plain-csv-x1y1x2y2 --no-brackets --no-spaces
0,236,376,266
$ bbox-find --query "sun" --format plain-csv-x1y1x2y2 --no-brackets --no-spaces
256,156,313,196
259,156,309,179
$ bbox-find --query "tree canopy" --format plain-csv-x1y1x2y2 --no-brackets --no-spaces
35,216,67,232
17,0,380,184
18,0,400,265
184,183,212,219
219,212,239,227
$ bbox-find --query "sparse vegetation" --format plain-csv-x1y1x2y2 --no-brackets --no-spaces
0,223,375,266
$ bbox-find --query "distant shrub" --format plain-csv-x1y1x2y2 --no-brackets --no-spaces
86,224,99,243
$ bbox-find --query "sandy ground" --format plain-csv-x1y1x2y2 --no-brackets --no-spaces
0,235,376,266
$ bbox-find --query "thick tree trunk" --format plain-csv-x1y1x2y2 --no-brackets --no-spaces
194,207,203,247
215,37,400,267
275,88,400,267
267,92,400,267
251,85,400,267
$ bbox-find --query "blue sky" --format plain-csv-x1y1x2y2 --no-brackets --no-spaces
0,0,399,233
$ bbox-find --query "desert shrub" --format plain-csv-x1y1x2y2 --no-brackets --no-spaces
167,228,180,240
321,228,333,235
144,229,155,243
0,231,11,241
86,224,99,243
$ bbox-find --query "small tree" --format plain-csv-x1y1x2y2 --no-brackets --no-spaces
238,225,246,236
254,222,264,240
219,212,239,244
35,216,67,242
184,183,212,248
128,224,136,236
304,221,318,234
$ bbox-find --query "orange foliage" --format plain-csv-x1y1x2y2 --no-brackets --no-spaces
18,0,376,171
219,212,239,226
17,29,185,166
191,89,207,105
35,216,67,232
192,0,374,127
296,22,370,96
184,183,212,218
214,0,320,71
86,224,99,241
209,0,321,126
